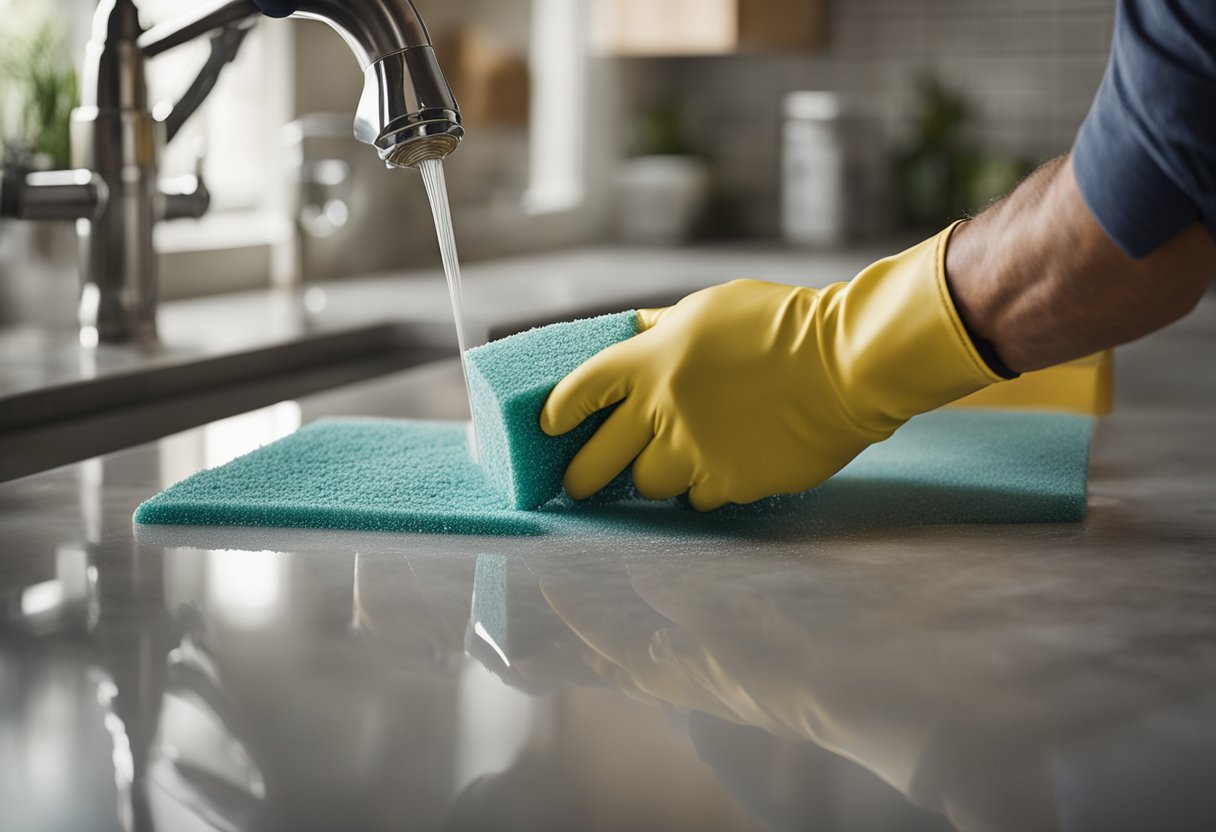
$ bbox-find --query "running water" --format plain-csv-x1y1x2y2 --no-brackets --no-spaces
418,158,479,459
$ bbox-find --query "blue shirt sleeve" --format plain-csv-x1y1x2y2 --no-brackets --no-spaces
1073,0,1216,258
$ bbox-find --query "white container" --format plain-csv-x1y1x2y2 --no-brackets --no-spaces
782,92,889,247
616,155,710,245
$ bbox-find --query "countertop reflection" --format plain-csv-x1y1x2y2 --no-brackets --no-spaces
2,296,1215,831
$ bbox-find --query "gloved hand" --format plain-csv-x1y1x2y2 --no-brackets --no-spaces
540,223,1005,510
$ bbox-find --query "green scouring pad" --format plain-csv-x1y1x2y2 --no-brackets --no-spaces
135,312,1096,537
134,418,545,536
466,311,638,510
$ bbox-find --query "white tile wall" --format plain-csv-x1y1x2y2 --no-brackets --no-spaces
621,0,1117,236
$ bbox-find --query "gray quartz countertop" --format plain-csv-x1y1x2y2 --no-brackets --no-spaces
1,264,1214,830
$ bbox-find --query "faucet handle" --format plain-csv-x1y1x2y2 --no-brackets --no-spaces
160,138,211,221
152,22,253,143
190,137,208,179
0,165,107,221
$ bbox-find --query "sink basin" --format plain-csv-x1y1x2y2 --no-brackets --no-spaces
0,320,459,484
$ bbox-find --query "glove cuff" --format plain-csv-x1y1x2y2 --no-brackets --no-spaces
939,221,1019,381
824,222,1005,429
931,221,1011,387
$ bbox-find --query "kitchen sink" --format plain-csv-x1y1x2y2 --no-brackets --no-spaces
0,320,458,484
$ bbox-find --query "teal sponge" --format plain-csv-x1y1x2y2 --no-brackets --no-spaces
134,410,1094,538
466,310,638,510
133,418,545,536
801,408,1094,526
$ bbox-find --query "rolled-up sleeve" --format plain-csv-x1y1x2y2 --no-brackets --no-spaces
1073,0,1216,258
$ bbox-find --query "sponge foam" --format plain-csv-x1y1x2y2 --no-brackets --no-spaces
466,311,638,510
133,410,1094,538
134,418,545,536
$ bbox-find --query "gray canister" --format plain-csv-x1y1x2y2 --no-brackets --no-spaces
782,92,889,246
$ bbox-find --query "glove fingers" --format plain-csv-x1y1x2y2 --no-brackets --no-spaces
563,399,653,500
688,478,732,513
631,437,694,501
541,337,644,437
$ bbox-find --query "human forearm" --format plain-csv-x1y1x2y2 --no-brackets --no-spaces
945,154,1215,373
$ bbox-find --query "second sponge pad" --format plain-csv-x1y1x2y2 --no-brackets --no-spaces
466,311,639,510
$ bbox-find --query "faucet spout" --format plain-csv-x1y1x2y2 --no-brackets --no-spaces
265,0,464,167
142,0,463,168
353,45,464,168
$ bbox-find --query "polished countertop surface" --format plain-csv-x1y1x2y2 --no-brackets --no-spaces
2,288,1215,831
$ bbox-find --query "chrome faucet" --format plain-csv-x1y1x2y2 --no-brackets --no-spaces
0,0,462,343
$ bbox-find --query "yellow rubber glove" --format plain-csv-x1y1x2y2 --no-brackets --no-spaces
540,223,1005,511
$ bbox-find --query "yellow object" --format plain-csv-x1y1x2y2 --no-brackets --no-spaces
953,351,1114,415
540,223,1003,511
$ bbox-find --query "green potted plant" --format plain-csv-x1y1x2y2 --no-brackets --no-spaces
894,75,1032,230
0,12,79,328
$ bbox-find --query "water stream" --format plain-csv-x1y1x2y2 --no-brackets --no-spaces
418,158,479,459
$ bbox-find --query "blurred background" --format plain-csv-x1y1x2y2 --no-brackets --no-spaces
0,0,1113,325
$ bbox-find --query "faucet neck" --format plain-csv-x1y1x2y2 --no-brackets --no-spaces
284,0,434,69
81,0,149,112
249,0,300,17
94,0,143,40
